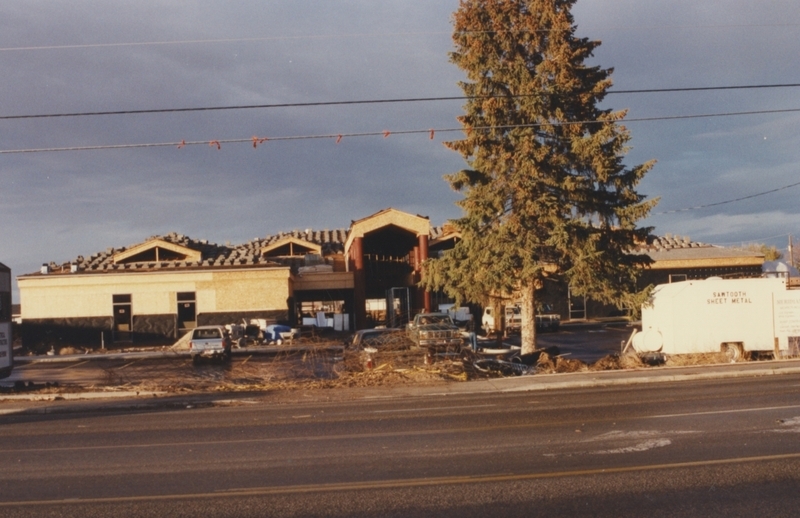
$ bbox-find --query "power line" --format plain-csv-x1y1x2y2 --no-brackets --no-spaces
2,24,799,52
3,106,800,155
0,32,448,53
2,83,800,121
654,179,800,215
0,129,441,154
2,108,798,218
611,83,800,94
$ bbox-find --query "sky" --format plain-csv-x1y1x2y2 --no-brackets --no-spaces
2,0,800,301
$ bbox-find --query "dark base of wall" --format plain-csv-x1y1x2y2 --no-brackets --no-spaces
21,317,112,353
22,310,290,353
133,314,176,343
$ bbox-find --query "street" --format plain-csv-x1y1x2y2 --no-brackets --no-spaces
1,373,800,516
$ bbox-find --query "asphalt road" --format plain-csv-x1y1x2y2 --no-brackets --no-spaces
1,374,800,517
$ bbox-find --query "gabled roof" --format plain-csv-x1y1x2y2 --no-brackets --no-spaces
21,232,284,277
244,229,349,256
113,238,202,264
260,236,322,257
19,208,766,279
345,208,430,254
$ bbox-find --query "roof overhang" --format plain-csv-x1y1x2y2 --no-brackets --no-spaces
647,256,765,270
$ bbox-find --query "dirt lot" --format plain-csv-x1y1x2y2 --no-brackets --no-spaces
3,326,788,396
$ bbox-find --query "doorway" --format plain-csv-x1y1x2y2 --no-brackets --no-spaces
177,292,197,333
112,294,132,342
568,288,586,321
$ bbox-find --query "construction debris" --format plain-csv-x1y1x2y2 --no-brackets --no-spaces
8,329,786,397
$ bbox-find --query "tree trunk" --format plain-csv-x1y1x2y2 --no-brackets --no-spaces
520,280,537,355
492,298,504,346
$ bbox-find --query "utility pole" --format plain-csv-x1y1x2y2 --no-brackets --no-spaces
790,235,795,268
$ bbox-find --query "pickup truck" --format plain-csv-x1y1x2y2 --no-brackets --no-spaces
406,313,463,351
189,325,232,363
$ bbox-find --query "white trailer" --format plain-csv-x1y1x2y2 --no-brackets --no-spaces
632,277,800,360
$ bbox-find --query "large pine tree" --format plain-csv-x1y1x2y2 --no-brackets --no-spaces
423,0,657,354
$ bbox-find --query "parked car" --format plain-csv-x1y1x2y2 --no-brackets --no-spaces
406,313,463,351
189,325,232,363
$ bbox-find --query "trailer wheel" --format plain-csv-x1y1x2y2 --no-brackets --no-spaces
723,343,743,362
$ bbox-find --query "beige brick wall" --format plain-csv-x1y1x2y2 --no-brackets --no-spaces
18,267,291,319
199,270,291,311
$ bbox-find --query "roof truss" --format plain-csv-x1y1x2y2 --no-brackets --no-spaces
113,239,202,264
260,236,322,257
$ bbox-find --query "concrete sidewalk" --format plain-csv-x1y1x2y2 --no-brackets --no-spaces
415,358,800,395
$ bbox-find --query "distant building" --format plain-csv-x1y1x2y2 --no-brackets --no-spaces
18,209,434,349
635,234,764,285
482,234,766,322
16,209,766,348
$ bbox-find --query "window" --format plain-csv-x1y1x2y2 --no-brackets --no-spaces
0,292,10,322
193,328,221,339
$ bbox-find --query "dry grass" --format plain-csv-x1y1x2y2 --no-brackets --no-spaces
664,352,732,366
88,345,760,395
78,341,468,394
590,353,647,371
10,335,787,397
535,352,589,374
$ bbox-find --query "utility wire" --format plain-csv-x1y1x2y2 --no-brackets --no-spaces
2,106,800,155
2,24,799,52
3,107,798,217
2,83,800,121
0,32,449,52
654,179,800,215
2,107,798,217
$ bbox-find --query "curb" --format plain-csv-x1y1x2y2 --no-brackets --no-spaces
495,365,800,393
0,390,166,404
